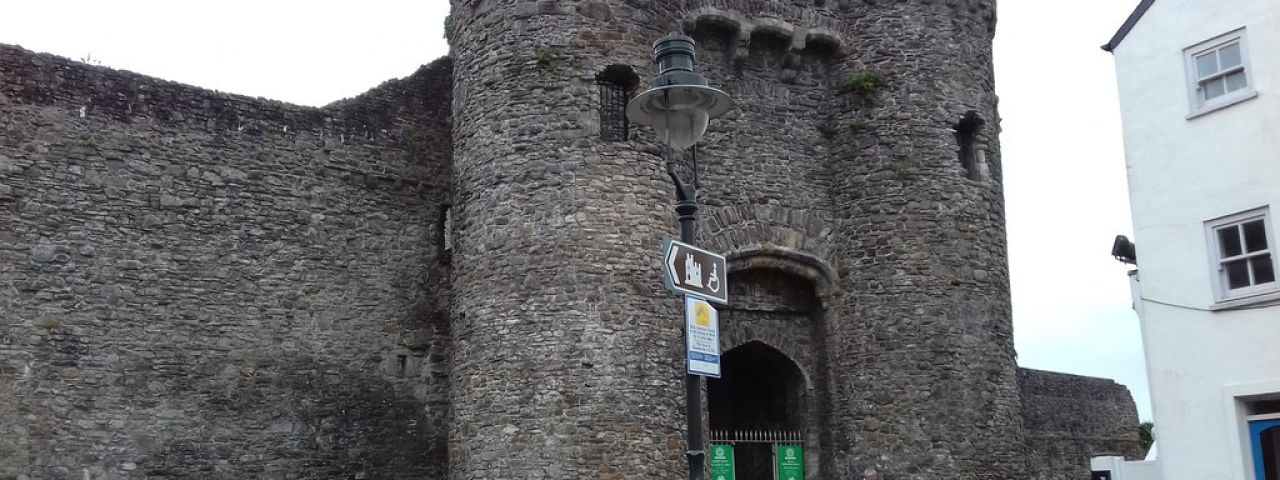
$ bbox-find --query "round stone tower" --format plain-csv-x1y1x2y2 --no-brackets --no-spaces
446,1,691,479
448,0,1023,478
822,0,1026,478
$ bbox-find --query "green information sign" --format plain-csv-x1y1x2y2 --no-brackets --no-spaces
709,444,735,480
775,444,804,480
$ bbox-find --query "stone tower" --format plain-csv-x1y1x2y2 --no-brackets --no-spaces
448,2,690,479
448,1,1020,480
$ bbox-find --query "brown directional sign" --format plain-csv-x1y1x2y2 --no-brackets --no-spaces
663,238,728,305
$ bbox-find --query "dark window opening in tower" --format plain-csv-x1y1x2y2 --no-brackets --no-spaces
438,204,453,261
955,111,985,180
596,65,639,142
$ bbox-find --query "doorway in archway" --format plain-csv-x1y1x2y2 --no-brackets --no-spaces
708,342,806,480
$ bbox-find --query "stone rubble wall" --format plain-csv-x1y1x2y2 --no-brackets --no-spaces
820,0,1025,477
446,1,696,478
1018,368,1145,480
0,44,454,480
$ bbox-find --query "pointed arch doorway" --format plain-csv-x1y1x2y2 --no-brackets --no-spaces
708,341,807,480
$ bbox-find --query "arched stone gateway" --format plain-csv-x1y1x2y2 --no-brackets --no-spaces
712,256,829,479
709,342,809,480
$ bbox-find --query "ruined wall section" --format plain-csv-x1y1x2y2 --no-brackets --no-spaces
1018,368,1145,480
0,45,453,480
822,0,1024,478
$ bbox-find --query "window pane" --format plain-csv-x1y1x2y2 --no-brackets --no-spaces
1226,71,1249,92
1196,51,1220,77
1204,78,1227,100
1253,255,1276,284
1226,259,1252,289
1220,226,1244,257
1244,220,1269,252
1219,43,1242,69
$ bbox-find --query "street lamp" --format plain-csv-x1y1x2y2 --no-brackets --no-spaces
627,32,733,480
628,33,734,151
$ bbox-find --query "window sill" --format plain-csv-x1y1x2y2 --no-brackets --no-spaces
1187,91,1259,120
1211,288,1280,311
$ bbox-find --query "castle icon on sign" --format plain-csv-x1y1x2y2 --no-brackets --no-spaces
663,239,729,305
684,254,703,288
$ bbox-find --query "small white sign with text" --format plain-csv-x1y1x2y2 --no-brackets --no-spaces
685,296,721,378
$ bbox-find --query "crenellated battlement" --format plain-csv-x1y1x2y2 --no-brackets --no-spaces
683,6,845,62
681,0,843,31
679,0,996,38
677,0,998,81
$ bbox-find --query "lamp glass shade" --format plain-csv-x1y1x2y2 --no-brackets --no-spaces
652,108,709,151
627,84,734,150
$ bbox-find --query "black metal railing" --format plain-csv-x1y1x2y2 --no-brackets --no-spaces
710,430,805,444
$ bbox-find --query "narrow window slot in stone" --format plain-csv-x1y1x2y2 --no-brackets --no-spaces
396,355,408,378
955,111,985,181
439,204,454,260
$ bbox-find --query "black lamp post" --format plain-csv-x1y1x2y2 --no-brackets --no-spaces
627,33,734,480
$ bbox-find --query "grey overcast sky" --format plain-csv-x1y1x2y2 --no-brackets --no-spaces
1,0,1151,420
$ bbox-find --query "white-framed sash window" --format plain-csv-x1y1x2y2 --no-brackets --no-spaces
1207,208,1277,301
1185,28,1255,117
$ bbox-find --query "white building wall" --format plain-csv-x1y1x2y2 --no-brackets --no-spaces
1094,455,1164,480
1112,0,1280,479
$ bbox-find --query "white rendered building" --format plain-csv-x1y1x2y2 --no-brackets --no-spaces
1104,1,1280,479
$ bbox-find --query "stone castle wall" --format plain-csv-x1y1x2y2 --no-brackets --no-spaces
0,44,454,480
1018,368,1145,480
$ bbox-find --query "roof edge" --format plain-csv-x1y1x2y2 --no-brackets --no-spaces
1102,0,1156,52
